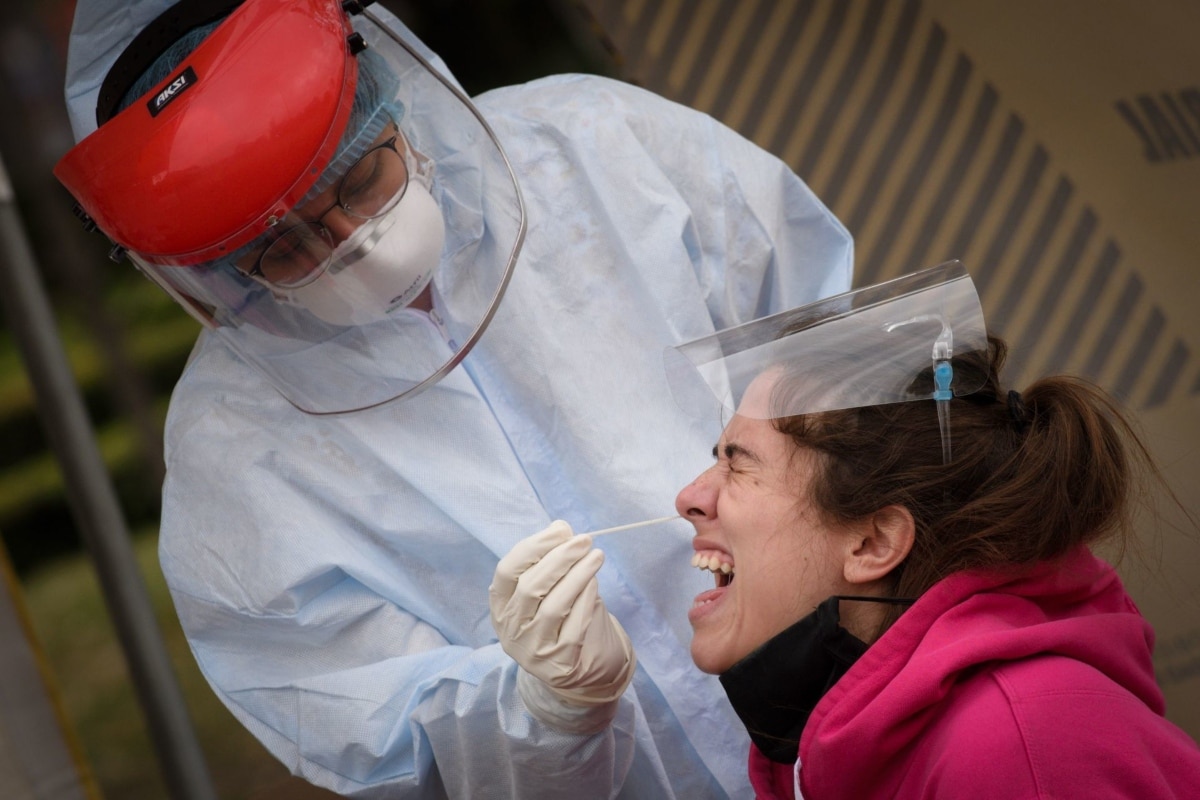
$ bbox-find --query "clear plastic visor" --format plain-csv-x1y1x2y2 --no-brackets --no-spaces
665,261,987,421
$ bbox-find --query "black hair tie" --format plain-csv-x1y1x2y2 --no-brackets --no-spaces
1007,389,1029,432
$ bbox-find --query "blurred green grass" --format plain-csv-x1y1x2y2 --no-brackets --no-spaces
0,268,195,574
21,529,340,799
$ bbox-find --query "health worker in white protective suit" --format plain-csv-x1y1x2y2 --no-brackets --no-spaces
54,0,853,797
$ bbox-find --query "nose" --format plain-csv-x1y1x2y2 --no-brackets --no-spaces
675,467,718,524
322,206,364,246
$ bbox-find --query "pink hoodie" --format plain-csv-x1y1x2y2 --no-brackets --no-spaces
749,546,1200,799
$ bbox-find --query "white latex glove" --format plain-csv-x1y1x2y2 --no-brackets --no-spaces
489,520,637,733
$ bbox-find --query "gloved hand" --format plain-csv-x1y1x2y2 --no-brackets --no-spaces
489,520,637,733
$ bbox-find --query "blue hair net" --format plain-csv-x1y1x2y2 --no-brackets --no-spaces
119,21,221,110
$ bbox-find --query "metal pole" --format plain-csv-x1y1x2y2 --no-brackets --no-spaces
0,153,218,800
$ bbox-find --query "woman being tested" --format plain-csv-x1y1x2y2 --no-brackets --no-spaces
492,262,1200,798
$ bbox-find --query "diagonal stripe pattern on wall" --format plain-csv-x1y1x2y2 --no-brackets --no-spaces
574,0,1197,412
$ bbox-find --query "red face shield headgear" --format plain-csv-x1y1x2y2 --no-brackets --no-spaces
53,0,360,265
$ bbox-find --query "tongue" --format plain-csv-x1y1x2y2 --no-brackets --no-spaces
694,586,728,604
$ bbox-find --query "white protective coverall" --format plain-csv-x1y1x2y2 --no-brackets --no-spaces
64,3,854,797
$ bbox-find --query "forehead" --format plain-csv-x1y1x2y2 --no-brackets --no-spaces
734,366,785,420
720,413,796,466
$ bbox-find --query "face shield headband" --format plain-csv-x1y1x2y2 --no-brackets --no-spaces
54,0,526,414
664,261,988,462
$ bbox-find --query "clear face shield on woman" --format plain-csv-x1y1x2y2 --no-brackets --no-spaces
54,0,526,414
664,261,989,461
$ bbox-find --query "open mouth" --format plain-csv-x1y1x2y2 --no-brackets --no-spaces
692,549,735,587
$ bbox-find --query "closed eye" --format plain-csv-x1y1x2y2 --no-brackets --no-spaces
718,442,759,466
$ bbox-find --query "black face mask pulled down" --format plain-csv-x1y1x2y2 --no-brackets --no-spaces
718,595,912,764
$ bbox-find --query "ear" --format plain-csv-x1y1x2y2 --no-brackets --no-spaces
843,505,914,585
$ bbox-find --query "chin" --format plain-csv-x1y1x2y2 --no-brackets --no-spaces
690,640,733,675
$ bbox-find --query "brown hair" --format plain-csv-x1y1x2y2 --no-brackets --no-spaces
773,335,1156,622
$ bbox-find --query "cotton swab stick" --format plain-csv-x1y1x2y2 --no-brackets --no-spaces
585,515,683,536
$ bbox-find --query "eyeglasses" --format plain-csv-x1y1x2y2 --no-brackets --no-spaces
242,125,412,288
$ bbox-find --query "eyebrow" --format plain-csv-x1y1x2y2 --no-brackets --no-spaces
712,442,762,463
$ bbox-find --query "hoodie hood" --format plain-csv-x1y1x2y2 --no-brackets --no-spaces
795,546,1167,799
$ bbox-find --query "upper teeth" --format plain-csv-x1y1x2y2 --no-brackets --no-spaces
692,551,734,574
